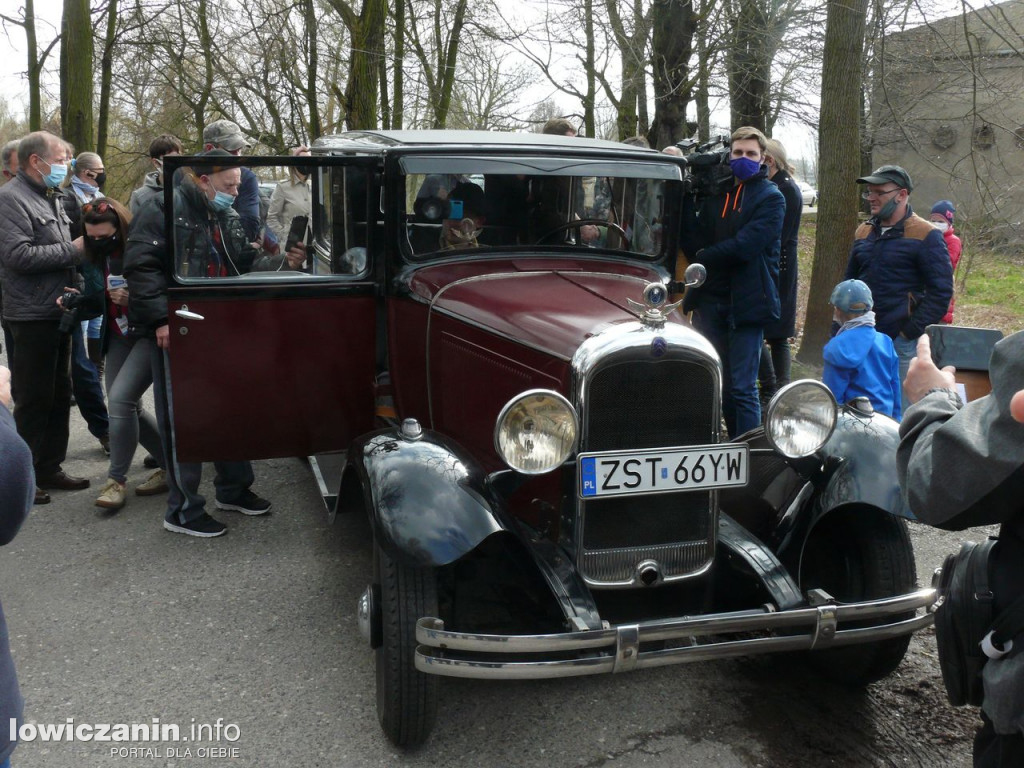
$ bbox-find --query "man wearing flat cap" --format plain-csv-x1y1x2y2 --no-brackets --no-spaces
844,164,953,414
202,119,267,247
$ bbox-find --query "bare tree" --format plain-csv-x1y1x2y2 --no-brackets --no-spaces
798,0,870,365
1,0,60,130
648,0,698,149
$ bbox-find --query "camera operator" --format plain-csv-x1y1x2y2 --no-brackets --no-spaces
898,332,1024,766
680,126,785,437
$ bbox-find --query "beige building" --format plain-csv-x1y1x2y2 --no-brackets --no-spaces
870,0,1024,242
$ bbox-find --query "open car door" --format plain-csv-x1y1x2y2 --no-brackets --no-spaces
162,154,380,462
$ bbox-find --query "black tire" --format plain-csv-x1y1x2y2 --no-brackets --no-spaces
374,543,438,748
799,507,917,686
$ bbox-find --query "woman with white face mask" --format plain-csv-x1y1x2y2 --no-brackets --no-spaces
930,200,961,324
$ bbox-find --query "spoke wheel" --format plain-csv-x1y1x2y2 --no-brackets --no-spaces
800,508,917,685
374,543,438,748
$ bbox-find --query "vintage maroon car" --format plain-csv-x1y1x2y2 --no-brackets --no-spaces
162,132,935,748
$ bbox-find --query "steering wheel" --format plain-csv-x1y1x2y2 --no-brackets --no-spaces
538,219,630,249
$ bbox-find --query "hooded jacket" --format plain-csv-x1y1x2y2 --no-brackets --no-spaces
129,170,163,216
845,205,953,340
682,166,784,327
822,321,902,419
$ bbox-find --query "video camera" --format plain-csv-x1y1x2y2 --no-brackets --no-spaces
675,135,734,201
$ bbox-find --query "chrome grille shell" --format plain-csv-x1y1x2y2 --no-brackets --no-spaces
570,320,722,588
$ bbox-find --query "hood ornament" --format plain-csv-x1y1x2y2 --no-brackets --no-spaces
627,282,683,328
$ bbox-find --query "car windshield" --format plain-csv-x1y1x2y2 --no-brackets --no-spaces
400,155,680,260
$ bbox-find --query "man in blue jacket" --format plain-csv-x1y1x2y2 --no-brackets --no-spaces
845,165,953,414
682,126,785,436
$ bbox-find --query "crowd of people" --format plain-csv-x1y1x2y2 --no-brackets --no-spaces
0,119,1019,766
0,121,309,534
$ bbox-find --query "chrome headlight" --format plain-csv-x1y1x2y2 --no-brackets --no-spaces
494,390,579,474
765,380,837,459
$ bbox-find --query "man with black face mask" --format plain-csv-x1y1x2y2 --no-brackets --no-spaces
681,125,785,437
845,165,953,415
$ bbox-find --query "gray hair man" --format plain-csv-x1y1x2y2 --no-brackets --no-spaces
0,131,89,504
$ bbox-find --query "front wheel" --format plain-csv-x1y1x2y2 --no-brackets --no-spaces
799,507,917,685
374,543,438,748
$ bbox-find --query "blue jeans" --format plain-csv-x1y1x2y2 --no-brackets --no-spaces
692,303,764,437
892,334,918,418
150,344,253,525
71,327,108,439
1,755,10,767
105,334,165,484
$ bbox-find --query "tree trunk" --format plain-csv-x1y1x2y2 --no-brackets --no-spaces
727,0,770,132
649,0,696,149
344,0,386,130
24,0,43,130
583,0,596,137
306,0,322,139
392,0,405,129
96,0,117,158
797,0,869,366
60,0,93,152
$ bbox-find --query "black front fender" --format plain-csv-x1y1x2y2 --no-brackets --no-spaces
348,430,505,568
817,409,911,520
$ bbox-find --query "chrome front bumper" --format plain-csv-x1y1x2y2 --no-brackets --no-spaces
414,588,936,679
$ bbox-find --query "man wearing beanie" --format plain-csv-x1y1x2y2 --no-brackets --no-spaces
929,200,962,324
844,165,953,414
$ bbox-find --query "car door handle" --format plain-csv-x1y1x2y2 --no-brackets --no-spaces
175,308,205,321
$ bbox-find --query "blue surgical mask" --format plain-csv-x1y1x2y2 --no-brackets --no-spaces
729,156,761,182
41,158,68,189
210,190,235,212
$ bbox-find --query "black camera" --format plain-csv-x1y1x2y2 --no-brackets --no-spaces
676,135,735,201
58,291,82,335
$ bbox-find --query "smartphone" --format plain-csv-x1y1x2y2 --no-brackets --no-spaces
284,215,309,253
449,199,464,220
925,324,1002,370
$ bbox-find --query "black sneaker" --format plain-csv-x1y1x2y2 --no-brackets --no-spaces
143,454,159,469
215,490,272,516
163,513,227,537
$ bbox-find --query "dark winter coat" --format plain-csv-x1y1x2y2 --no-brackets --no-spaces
681,167,784,328
763,168,802,339
845,205,953,340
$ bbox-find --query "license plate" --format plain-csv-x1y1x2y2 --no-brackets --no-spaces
578,444,748,499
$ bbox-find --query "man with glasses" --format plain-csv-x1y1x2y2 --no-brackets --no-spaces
0,131,89,504
845,165,952,413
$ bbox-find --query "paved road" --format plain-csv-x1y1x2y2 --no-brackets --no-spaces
1,380,982,767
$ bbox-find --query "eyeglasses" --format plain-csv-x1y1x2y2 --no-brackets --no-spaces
862,187,901,200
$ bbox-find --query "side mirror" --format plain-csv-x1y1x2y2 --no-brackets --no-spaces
683,262,706,288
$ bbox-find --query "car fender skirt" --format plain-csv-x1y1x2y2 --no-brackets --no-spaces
350,430,505,568
817,412,913,520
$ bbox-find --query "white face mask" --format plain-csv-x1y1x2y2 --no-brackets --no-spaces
932,220,950,233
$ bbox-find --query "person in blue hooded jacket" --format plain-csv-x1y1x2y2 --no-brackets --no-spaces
823,279,902,419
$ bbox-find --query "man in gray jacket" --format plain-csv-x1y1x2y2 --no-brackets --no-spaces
0,131,89,504
898,331,1024,766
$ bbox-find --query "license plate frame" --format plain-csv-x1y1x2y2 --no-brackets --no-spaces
578,444,749,499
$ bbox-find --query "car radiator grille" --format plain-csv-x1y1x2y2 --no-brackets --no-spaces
580,359,718,584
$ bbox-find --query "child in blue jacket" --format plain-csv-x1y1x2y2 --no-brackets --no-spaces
823,279,902,419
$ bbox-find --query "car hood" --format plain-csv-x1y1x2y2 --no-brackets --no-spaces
407,259,680,361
